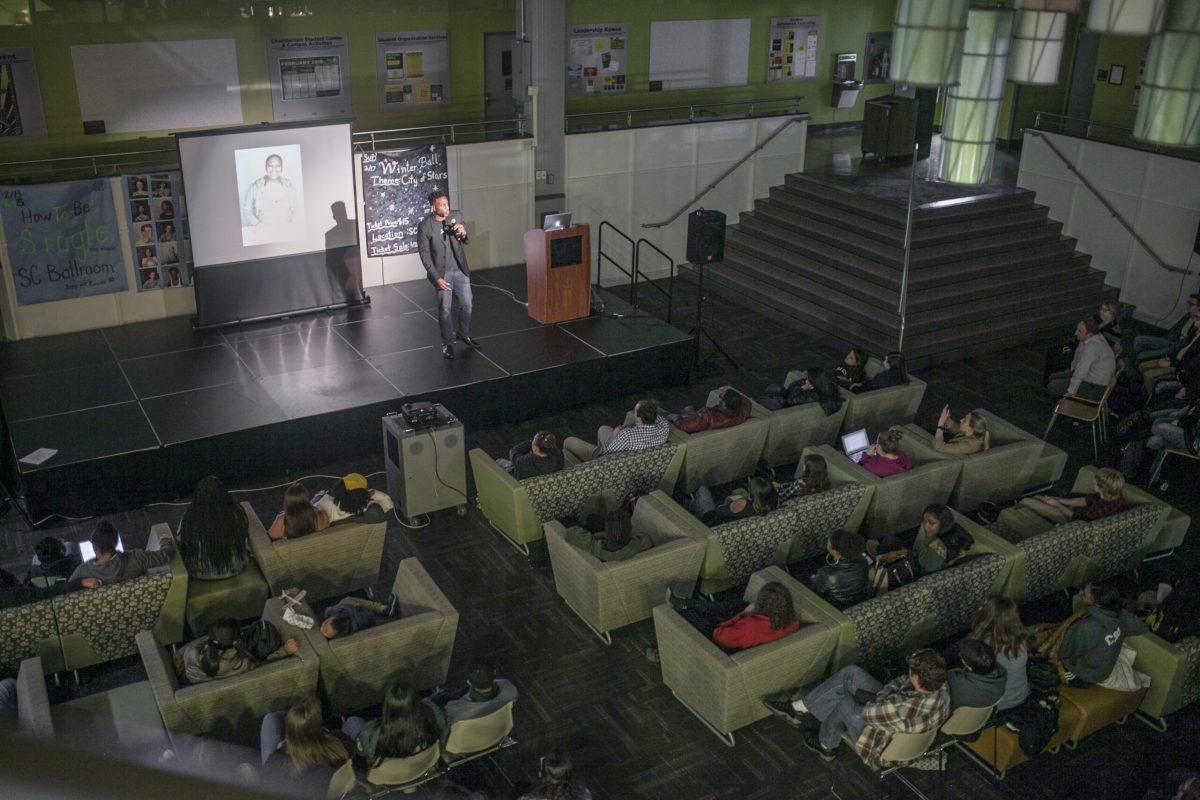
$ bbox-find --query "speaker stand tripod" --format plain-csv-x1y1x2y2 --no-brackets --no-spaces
0,475,37,531
687,260,739,378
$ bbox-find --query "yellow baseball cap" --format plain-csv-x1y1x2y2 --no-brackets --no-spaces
342,473,368,491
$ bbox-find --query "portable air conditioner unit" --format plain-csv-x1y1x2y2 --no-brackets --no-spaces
382,407,468,520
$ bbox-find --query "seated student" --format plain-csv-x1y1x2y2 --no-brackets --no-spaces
947,638,1007,711
177,476,250,581
666,581,801,652
670,387,751,433
810,530,871,608
426,659,518,731
833,347,870,390
519,751,592,800
850,351,908,393
689,476,778,526
1143,316,1200,395
312,473,394,525
496,431,564,480
349,680,444,767
1143,401,1199,469
1136,294,1199,363
858,427,913,477
175,618,300,685
320,595,396,640
759,367,844,416
1017,467,1127,525
565,491,652,562
932,406,990,455
764,648,950,765
867,504,973,591
1096,300,1124,350
562,399,669,463
267,482,331,540
1,567,98,610
1047,318,1116,398
1032,582,1148,687
70,520,175,585
25,536,80,585
259,696,353,791
774,453,832,502
970,596,1031,714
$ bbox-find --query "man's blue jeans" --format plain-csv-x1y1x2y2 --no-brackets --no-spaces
437,270,473,346
802,665,883,750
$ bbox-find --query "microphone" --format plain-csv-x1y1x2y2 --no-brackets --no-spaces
444,216,466,241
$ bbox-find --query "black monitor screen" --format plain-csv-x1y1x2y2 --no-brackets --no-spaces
386,431,400,467
549,235,583,268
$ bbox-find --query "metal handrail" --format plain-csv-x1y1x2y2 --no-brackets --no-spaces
897,142,920,354
1031,111,1200,162
354,117,528,150
634,238,677,324
566,96,807,133
642,114,810,229
597,220,636,296
1026,129,1192,276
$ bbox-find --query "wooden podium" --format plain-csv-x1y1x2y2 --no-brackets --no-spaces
523,224,591,324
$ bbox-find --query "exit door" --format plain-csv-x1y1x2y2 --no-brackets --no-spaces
483,32,515,139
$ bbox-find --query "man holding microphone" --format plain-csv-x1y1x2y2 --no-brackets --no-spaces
418,190,479,359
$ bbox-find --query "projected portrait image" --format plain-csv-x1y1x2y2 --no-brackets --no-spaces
235,144,305,247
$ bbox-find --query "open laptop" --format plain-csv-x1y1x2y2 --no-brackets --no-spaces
841,428,871,463
78,537,123,562
543,212,572,230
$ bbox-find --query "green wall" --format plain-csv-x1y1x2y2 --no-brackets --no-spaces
1,0,899,168
563,0,898,127
0,0,515,163
1089,33,1147,128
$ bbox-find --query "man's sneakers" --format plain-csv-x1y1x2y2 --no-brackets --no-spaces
458,336,482,349
802,730,838,762
762,695,806,727
666,587,692,612
442,344,455,359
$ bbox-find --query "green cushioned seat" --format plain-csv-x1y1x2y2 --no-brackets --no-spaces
184,559,271,635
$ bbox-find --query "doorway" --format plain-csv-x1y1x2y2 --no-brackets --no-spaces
483,32,516,139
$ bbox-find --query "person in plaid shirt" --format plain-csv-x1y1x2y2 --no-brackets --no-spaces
563,399,669,463
767,648,950,766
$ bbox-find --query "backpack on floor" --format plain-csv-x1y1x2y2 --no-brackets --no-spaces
1147,575,1200,643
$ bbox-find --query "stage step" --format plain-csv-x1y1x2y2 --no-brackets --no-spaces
703,172,1122,367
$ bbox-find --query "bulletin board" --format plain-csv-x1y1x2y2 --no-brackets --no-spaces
566,24,628,97
267,35,351,122
70,39,243,134
376,31,451,110
768,16,820,82
647,19,751,92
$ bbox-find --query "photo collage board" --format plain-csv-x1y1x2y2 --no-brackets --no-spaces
124,171,193,292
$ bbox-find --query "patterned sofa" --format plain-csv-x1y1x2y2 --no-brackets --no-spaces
0,595,64,675
246,501,387,602
545,491,707,644
805,442,961,538
651,482,873,595
993,467,1170,601
653,566,840,745
298,558,459,716
899,412,1042,513
1129,633,1200,728
470,441,684,554
755,393,848,469
976,409,1067,493
666,388,770,493
838,357,927,439
138,596,319,745
796,512,1021,672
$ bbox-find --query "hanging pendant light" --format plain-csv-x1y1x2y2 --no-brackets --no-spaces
1087,0,1167,36
1134,0,1200,147
890,0,971,87
940,8,1015,184
1009,9,1068,84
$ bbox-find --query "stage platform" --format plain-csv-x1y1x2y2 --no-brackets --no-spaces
0,265,692,518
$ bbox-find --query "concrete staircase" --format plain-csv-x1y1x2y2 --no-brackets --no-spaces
704,173,1119,369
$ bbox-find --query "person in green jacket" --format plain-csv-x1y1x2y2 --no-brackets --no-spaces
913,504,973,575
946,638,1007,710
564,493,652,562
1058,583,1149,687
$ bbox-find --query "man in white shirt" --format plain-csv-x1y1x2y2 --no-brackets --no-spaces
1047,318,1116,398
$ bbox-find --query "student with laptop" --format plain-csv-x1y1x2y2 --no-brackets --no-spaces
855,427,913,478
70,520,175,586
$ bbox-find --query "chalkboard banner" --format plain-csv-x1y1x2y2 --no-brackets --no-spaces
361,143,448,258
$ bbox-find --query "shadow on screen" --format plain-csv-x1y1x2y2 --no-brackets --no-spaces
325,201,364,304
